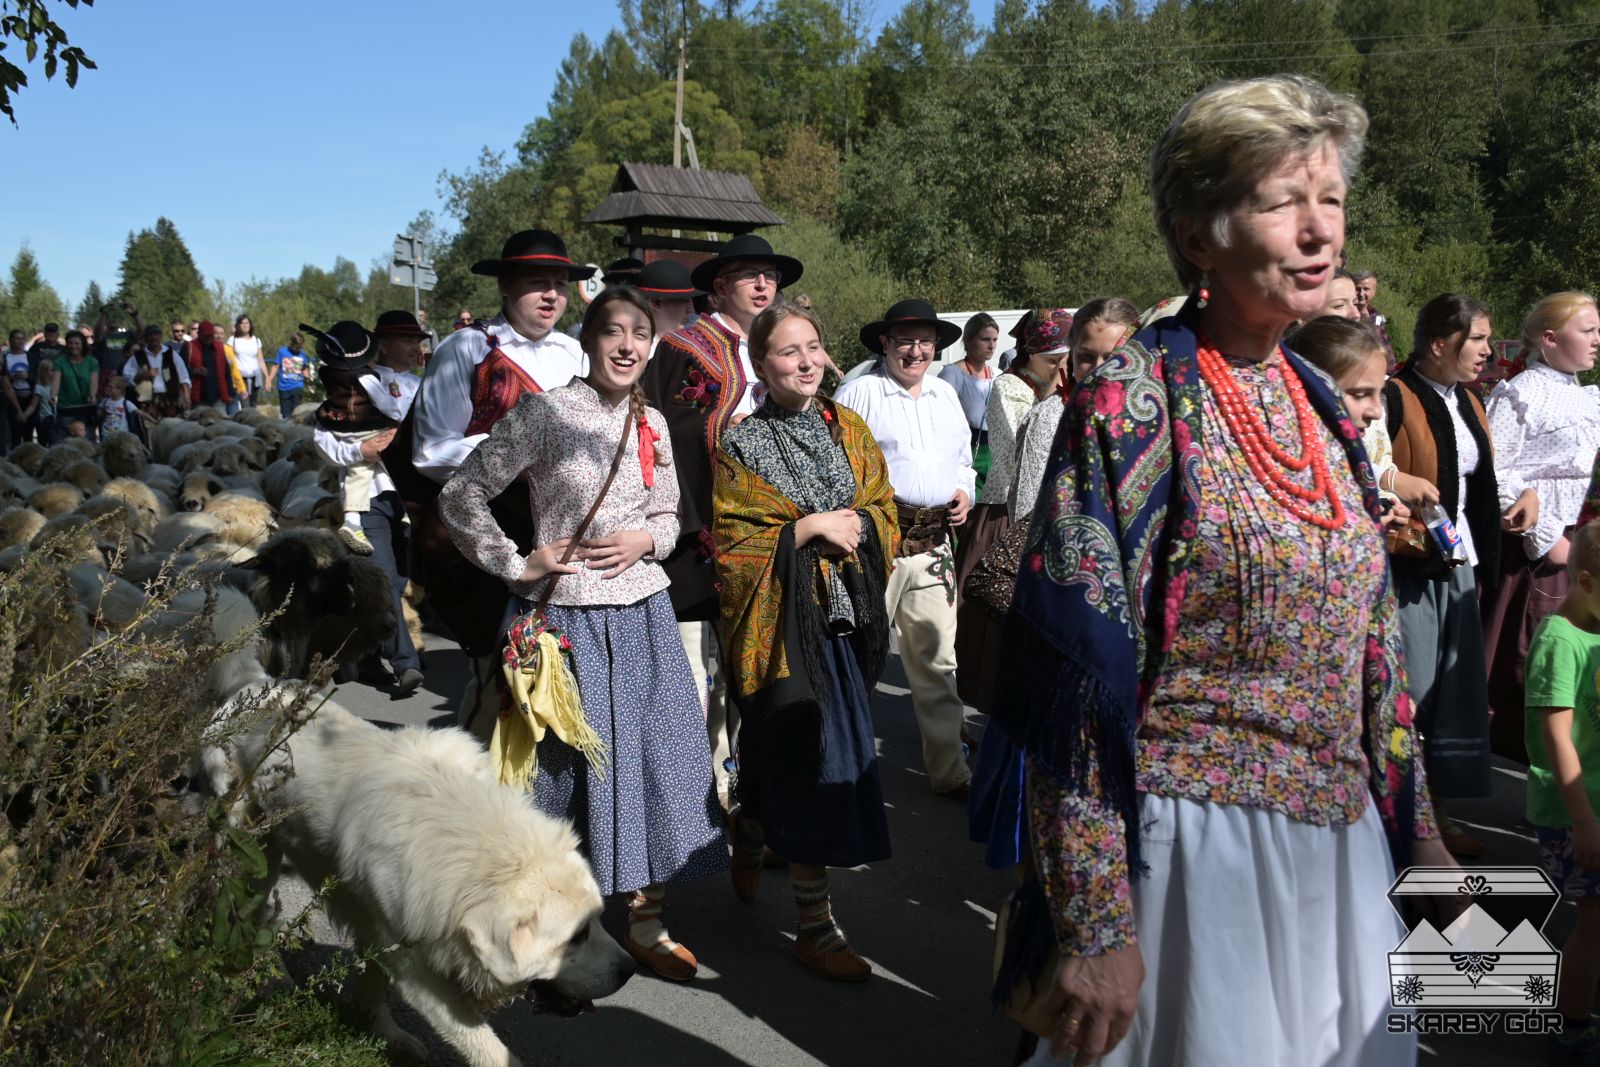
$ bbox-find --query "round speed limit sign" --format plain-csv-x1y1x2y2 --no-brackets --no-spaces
577,266,604,304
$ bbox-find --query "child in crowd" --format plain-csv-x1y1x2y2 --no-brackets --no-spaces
1288,316,1414,534
304,320,416,556
64,418,87,440
98,376,153,436
1525,520,1600,1064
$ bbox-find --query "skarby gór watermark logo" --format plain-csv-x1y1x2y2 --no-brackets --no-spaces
1385,866,1563,1035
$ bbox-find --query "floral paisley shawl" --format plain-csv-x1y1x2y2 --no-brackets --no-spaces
990,301,1425,876
713,404,899,711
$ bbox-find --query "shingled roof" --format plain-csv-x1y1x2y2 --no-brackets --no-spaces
582,162,784,232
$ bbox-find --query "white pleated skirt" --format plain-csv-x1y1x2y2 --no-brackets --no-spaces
1023,794,1416,1067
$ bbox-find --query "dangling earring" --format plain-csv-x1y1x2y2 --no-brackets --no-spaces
1196,275,1211,310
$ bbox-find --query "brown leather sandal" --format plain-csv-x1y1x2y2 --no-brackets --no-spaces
793,927,871,983
624,935,699,983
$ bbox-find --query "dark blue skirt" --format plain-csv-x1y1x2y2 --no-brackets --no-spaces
505,591,729,896
738,634,891,868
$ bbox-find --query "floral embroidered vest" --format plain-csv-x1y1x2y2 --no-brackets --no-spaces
464,325,540,437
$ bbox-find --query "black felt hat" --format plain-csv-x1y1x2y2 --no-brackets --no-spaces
601,257,645,285
633,260,703,299
688,233,803,292
298,320,374,372
372,310,428,337
470,229,596,281
858,298,962,356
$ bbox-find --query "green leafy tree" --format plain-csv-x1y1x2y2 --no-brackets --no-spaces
763,125,842,226
620,0,704,77
116,217,207,324
9,244,43,303
75,279,104,325
863,0,978,130
0,0,96,123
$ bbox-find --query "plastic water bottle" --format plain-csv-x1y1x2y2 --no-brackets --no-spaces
1421,503,1469,567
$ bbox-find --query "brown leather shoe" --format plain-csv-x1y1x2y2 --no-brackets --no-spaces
624,935,698,982
730,815,765,903
1441,821,1488,859
793,927,871,983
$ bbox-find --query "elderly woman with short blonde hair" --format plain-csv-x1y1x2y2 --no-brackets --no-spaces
991,75,1451,1065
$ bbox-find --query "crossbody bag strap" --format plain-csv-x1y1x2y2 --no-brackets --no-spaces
535,410,635,615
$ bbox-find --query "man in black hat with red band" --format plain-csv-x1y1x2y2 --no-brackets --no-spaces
834,298,975,798
399,229,593,723
641,233,802,801
632,259,702,358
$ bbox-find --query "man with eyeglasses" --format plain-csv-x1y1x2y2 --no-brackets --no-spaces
405,228,593,732
642,233,805,805
833,298,976,799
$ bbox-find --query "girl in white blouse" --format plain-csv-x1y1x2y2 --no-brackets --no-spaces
440,287,727,984
229,315,265,407
1484,291,1600,762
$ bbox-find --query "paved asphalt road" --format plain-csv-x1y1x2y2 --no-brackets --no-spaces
280,622,1574,1066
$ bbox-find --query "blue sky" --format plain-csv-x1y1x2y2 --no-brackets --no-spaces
1,0,998,318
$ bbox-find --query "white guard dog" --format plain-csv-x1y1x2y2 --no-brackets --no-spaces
219,694,634,1067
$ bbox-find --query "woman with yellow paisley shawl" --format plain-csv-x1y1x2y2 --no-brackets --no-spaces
713,303,898,983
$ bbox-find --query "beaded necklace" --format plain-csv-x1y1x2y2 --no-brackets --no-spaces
1195,335,1346,532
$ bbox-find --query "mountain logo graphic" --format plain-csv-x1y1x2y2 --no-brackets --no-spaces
1386,867,1561,1011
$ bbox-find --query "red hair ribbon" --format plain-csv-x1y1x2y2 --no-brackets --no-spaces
637,418,660,487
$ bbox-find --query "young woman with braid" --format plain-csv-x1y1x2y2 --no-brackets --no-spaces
440,287,726,983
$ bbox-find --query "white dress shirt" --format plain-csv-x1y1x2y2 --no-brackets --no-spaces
363,363,421,422
832,366,975,507
711,313,763,416
411,312,587,483
1486,360,1600,559
1421,373,1480,568
123,345,191,394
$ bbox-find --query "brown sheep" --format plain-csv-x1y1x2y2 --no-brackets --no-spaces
68,562,148,632
277,479,341,530
178,472,226,513
150,511,226,555
204,421,256,441
205,442,255,479
169,440,216,473
135,463,183,506
204,491,276,550
0,473,42,508
252,421,290,458
234,436,271,471
0,507,46,550
149,417,206,464
101,477,169,528
60,458,109,495
243,527,396,677
100,431,150,479
30,512,106,568
187,405,224,427
75,495,154,558
37,443,93,483
232,407,274,430
6,441,46,476
27,482,86,519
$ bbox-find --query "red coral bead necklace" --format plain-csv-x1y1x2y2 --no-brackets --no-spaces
1195,334,1346,532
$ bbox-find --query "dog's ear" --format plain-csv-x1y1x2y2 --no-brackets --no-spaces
461,906,542,988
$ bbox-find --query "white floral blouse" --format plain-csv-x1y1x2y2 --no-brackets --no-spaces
439,379,679,607
1486,361,1600,559
978,371,1046,506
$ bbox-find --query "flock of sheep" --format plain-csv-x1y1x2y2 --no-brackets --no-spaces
0,405,427,700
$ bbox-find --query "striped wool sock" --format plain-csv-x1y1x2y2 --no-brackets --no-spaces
792,874,846,952
627,883,677,949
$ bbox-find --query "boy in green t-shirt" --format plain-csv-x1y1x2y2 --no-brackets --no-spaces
1525,521,1600,1062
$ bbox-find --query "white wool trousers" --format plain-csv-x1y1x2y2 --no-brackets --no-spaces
885,546,971,793
678,620,734,800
